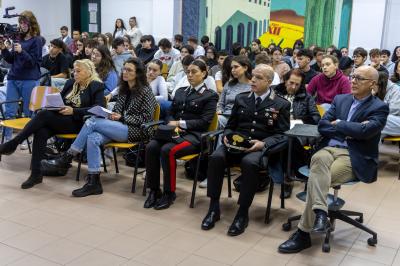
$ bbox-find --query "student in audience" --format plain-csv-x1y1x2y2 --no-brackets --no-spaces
339,56,353,77
166,45,194,87
392,46,400,63
267,43,277,54
146,59,168,102
239,47,249,57
352,47,368,72
340,47,349,57
84,39,98,59
43,58,156,197
391,60,400,86
188,36,205,58
143,60,218,210
369,48,388,74
91,45,118,95
279,66,388,253
41,39,69,80
68,30,80,54
169,55,195,97
282,47,293,67
81,32,89,40
215,55,233,94
307,55,352,105
380,49,395,75
248,39,262,64
126,16,142,49
310,47,324,72
73,38,87,61
296,49,318,85
330,49,342,60
154,38,181,70
0,11,43,143
104,33,114,51
293,39,304,50
271,47,291,81
210,50,228,78
173,34,184,51
217,56,252,129
231,42,242,56
97,34,108,47
201,35,210,51
123,35,137,57
0,59,105,189
136,35,158,65
112,37,133,76
254,54,280,86
201,64,290,235
59,25,72,46
206,46,218,69
113,18,127,39
373,72,400,137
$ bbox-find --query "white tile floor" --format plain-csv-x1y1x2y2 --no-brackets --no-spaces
0,142,399,265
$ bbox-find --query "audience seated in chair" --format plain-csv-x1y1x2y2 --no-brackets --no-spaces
91,45,118,95
278,66,389,253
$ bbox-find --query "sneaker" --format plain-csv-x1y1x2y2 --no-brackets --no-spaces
20,140,29,150
199,178,207,188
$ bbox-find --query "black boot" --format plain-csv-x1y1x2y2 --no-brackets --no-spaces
72,173,103,197
154,191,176,210
0,139,19,155
41,151,74,170
21,173,43,189
144,189,162,208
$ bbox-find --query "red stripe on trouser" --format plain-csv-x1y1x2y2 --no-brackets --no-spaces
168,141,192,192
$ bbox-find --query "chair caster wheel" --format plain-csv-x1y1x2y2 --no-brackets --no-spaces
368,237,377,246
282,222,291,231
322,243,331,253
355,217,363,223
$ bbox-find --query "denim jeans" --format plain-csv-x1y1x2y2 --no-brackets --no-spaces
4,79,39,139
70,117,128,173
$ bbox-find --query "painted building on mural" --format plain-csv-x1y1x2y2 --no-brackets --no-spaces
201,0,271,51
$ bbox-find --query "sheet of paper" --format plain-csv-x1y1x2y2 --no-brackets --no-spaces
89,24,98,33
45,93,65,108
88,3,97,12
88,105,113,118
89,11,97,23
290,119,303,129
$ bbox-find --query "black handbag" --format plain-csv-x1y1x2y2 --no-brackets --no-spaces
153,124,185,143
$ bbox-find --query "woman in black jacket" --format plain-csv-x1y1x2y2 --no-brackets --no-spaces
144,60,219,210
43,58,157,197
0,59,105,189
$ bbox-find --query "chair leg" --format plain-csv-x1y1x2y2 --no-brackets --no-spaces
227,167,232,198
76,153,83,181
264,181,274,224
27,138,32,154
280,182,285,209
132,145,142,193
112,147,119,174
101,147,107,173
0,128,4,161
190,156,201,208
334,211,377,241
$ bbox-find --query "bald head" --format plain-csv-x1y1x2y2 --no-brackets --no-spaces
255,64,275,81
357,65,379,81
251,64,275,95
352,65,379,99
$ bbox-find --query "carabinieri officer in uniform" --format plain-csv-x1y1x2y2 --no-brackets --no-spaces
201,64,291,236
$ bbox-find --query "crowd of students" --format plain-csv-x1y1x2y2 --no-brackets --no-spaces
0,12,399,254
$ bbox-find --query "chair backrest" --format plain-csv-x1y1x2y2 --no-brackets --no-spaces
316,105,326,117
161,64,169,79
208,112,218,131
153,104,161,121
29,86,60,111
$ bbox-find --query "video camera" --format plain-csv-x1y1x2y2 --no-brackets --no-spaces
0,7,20,41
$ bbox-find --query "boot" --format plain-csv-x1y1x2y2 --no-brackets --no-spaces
0,139,19,155
41,151,74,170
21,173,43,189
72,173,103,197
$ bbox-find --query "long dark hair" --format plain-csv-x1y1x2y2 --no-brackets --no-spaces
113,18,126,38
222,55,233,86
228,55,252,86
376,71,389,101
391,46,400,63
93,45,116,81
119,58,148,95
390,60,400,84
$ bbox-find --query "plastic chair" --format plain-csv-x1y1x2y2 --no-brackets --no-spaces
383,136,400,179
316,104,326,117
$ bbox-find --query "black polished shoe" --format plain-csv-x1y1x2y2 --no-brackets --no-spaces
0,140,18,155
282,183,293,199
227,215,249,236
154,192,176,210
278,230,311,253
143,189,162,209
201,211,220,230
41,152,74,170
21,174,43,189
312,211,329,233
72,174,103,197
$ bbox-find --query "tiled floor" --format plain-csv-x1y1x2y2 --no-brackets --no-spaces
0,143,399,266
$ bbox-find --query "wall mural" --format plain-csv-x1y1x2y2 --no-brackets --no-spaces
182,0,353,51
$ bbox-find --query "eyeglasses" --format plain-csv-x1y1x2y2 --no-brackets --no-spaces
350,75,374,82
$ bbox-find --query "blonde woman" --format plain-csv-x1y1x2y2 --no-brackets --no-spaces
0,59,105,189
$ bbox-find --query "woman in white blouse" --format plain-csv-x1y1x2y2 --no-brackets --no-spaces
126,16,142,49
113,18,127,39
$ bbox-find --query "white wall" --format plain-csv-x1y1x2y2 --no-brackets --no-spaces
0,0,70,44
348,0,386,53
101,0,176,42
381,0,400,54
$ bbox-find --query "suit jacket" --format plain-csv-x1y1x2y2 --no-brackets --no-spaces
167,85,218,146
318,94,389,183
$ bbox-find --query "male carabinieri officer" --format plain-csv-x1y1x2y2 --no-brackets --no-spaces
201,64,291,236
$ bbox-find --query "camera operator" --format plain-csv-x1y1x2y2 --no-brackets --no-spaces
0,11,42,141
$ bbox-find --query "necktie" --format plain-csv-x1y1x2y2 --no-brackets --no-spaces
255,97,262,108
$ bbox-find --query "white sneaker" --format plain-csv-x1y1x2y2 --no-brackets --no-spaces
199,178,207,188
20,140,29,150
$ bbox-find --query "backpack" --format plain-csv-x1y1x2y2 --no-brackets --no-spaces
184,155,208,181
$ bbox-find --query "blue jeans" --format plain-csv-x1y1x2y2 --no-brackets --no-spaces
159,99,172,119
70,117,128,173
4,79,39,139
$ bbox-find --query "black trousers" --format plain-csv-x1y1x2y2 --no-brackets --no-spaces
207,145,264,208
145,139,198,192
13,110,82,175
